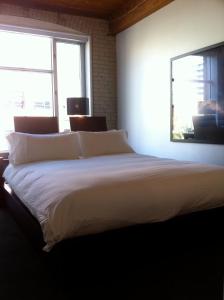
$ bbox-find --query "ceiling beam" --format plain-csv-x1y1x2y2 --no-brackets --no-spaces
109,0,174,35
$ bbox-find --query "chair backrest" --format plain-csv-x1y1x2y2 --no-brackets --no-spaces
14,116,59,134
69,116,107,132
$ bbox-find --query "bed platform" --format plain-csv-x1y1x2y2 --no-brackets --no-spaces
4,183,45,250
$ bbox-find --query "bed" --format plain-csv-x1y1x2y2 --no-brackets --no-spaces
3,117,224,253
4,116,60,249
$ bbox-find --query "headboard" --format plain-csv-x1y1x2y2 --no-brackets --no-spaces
69,116,107,132
14,117,59,134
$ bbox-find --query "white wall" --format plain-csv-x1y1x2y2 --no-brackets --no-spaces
116,0,224,165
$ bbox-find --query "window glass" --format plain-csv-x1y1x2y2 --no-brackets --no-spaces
0,31,52,70
56,42,83,131
0,70,53,151
0,30,86,152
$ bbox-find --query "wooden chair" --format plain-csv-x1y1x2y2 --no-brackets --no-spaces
69,116,107,132
14,116,59,134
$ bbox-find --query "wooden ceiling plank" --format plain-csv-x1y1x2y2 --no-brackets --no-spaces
1,0,126,19
1,0,109,19
2,0,174,34
109,0,174,35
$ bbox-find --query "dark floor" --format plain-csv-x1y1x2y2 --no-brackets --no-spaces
1,207,224,300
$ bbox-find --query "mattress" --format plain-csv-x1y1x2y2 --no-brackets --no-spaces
4,153,224,251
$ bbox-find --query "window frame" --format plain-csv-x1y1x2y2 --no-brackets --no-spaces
53,38,87,118
0,24,92,153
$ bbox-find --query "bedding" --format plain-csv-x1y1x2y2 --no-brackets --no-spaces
7,131,80,165
78,130,134,157
3,153,224,251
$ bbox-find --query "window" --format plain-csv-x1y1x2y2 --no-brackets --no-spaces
0,29,88,152
56,41,85,132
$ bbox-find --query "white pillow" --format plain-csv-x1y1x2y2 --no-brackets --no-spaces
78,130,134,157
7,132,81,165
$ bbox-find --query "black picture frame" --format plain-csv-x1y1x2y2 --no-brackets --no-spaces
170,41,224,145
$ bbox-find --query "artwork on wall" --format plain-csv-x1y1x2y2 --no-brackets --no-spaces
171,42,224,144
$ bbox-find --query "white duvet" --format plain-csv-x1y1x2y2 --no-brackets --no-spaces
4,153,224,251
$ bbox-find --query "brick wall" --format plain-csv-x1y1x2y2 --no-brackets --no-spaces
0,3,117,129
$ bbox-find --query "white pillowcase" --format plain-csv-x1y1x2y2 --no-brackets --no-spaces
7,132,81,165
78,130,134,157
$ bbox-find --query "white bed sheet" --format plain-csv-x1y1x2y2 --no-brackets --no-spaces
4,153,224,251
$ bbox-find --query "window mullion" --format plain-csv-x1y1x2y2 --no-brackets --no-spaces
0,66,53,74
52,38,59,118
80,43,86,97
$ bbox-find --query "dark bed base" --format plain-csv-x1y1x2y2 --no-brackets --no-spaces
4,183,224,258
4,184,45,251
